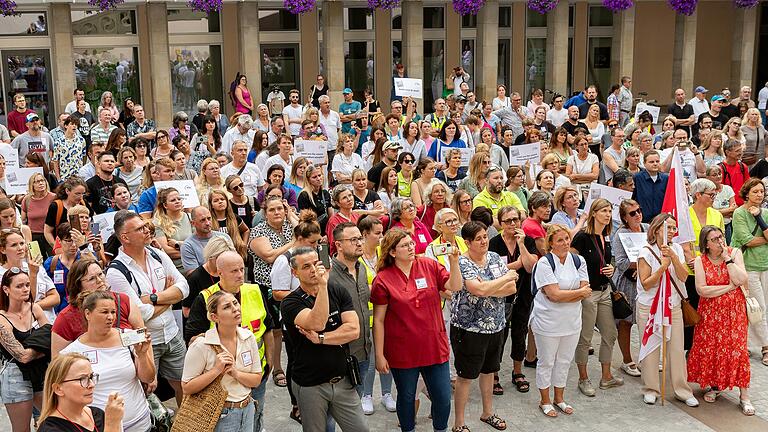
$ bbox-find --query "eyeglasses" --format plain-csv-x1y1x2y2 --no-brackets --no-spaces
501,217,520,225
61,373,100,388
339,237,364,244
628,208,642,217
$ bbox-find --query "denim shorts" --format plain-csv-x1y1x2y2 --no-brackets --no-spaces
0,361,33,404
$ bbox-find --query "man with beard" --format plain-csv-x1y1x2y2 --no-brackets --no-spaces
577,85,609,120
472,165,524,217
11,112,54,164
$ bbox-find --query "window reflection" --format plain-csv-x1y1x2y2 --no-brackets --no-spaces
74,47,140,112
169,46,223,114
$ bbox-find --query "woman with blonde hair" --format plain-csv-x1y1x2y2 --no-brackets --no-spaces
208,189,249,255
153,187,192,271
197,157,226,204
38,353,125,432
458,151,490,198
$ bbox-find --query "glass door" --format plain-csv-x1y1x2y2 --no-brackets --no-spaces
2,49,54,128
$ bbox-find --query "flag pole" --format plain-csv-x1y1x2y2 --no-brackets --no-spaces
661,219,668,406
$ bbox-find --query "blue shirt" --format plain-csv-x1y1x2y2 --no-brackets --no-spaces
632,170,669,223
339,101,362,134
138,186,158,215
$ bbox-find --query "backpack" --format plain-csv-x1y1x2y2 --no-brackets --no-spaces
106,247,163,295
531,252,582,296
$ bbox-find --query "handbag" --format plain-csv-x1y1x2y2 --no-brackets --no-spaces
643,246,700,327
741,285,765,325
171,345,229,432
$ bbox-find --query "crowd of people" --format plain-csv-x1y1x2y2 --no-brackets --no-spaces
0,70,765,432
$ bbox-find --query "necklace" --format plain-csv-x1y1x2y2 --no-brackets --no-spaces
56,407,97,432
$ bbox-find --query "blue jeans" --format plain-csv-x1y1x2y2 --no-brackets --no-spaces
362,353,393,397
390,362,451,432
215,399,255,432
250,376,267,432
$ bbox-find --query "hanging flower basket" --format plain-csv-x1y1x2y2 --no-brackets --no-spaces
668,0,698,15
87,0,125,12
603,0,634,12
527,0,559,15
453,0,486,16
187,0,223,13
284,0,317,15
0,0,17,16
368,0,401,10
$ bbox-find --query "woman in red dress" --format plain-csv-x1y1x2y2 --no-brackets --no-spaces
689,225,755,416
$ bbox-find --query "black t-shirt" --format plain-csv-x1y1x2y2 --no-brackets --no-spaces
488,234,538,304
571,231,613,290
184,287,274,344
281,283,354,386
353,190,379,211
436,168,467,192
185,265,220,309
297,189,332,233
86,175,127,215
667,103,694,136
561,120,589,138
367,161,390,189
38,407,105,432
578,101,609,120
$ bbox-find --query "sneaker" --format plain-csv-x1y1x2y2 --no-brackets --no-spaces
381,393,397,412
361,395,374,415
643,393,657,405
620,363,641,377
578,379,596,397
599,377,625,389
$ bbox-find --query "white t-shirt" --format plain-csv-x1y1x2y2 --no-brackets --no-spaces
530,253,589,337
636,243,687,307
61,341,151,432
319,110,342,148
283,104,305,136
331,152,364,178
221,162,264,196
547,107,568,128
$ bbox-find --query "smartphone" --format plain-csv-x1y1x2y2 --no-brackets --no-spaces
90,222,100,236
431,243,453,257
120,328,147,347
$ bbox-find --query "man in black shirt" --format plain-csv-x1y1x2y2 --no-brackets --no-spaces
281,247,369,432
85,151,126,214
577,85,609,120
561,106,589,145
367,140,400,190
667,88,696,137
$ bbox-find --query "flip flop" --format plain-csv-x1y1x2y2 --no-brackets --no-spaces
539,404,557,418
554,401,574,415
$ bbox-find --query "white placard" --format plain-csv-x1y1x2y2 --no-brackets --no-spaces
0,143,19,170
634,102,661,124
92,211,132,241
508,143,541,167
155,180,201,209
393,78,423,99
618,232,649,263
4,167,42,195
583,183,633,223
294,139,328,166
440,147,475,167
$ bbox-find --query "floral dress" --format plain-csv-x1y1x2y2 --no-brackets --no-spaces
687,252,751,389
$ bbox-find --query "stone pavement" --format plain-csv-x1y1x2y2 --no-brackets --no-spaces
2,330,766,432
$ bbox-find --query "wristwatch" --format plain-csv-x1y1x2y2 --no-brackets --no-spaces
318,332,325,345
150,293,158,305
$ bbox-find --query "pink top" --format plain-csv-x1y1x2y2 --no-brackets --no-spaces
235,87,253,114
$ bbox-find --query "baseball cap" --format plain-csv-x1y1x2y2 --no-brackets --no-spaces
238,114,253,126
694,86,708,94
342,88,353,94
25,112,39,122
382,141,402,151
711,95,726,103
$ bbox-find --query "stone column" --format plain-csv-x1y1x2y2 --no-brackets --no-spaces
732,7,758,90
322,0,345,107
49,3,75,115
402,0,424,93
572,1,588,91
374,8,393,107
300,10,320,100
511,3,526,93
475,0,499,102
220,3,240,118
546,0,569,96
444,6,461,76
143,2,172,127
612,8,635,87
238,3,262,105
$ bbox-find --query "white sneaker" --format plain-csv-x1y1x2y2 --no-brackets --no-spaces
361,395,374,415
381,393,397,412
644,393,657,405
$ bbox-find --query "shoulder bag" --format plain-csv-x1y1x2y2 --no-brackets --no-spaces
171,345,229,432
643,246,700,327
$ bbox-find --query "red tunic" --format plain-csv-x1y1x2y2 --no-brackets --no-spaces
687,253,751,389
370,257,450,369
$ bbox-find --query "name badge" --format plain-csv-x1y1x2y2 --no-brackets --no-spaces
415,278,428,290
241,350,253,367
418,234,427,243
53,270,64,284
237,207,246,216
83,350,98,364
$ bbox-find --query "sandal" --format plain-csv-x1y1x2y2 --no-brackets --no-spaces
289,405,302,424
554,401,574,415
480,414,507,431
272,369,287,387
512,373,530,393
452,426,470,432
539,404,557,418
703,387,721,403
493,377,504,395
740,399,755,416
